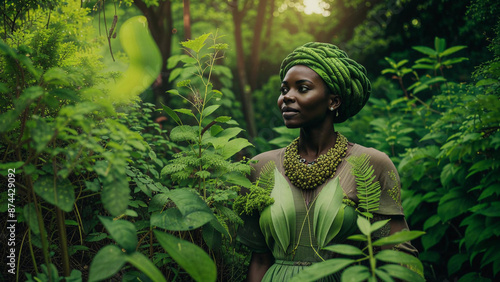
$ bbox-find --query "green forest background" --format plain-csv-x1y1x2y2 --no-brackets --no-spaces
1,0,499,281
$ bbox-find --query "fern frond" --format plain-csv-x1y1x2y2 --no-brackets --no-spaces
348,154,381,218
256,161,276,191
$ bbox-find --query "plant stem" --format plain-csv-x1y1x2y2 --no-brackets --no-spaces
29,175,52,281
56,207,71,276
367,233,376,279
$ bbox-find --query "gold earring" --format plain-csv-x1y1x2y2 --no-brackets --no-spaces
336,110,339,117
330,107,334,111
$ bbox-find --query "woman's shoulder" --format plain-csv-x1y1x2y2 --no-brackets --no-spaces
349,144,394,168
349,143,393,164
251,148,286,163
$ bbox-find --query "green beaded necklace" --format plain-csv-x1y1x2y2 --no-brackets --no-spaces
284,133,348,190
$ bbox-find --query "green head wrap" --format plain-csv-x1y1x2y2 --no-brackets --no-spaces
279,42,371,123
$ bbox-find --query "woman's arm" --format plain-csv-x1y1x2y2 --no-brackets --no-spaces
246,252,274,282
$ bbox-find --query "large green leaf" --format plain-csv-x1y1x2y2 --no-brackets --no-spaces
154,230,216,282
29,118,53,153
101,175,129,217
23,203,40,235
375,250,423,275
170,125,198,142
150,189,215,231
379,264,425,282
99,216,137,253
206,127,243,149
448,253,468,276
181,33,211,53
269,168,296,252
372,230,425,247
440,45,467,57
437,189,474,222
323,244,364,256
289,259,355,282
219,138,253,159
202,104,220,117
412,46,437,57
151,207,213,231
314,177,344,248
34,176,75,212
125,252,167,282
162,104,182,125
88,245,126,282
341,265,370,282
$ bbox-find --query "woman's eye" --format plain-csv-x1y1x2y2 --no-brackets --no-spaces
299,86,309,92
280,87,289,94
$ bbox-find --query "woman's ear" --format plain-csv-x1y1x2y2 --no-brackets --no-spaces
329,94,341,110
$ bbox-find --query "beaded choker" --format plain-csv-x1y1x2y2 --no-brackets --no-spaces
284,133,348,190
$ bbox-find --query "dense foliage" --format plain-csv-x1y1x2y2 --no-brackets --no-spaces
1,0,499,281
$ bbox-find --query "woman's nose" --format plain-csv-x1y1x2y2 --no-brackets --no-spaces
282,92,295,103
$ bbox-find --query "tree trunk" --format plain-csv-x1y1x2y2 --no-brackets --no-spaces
262,0,275,52
183,0,191,40
231,0,257,138
248,0,268,91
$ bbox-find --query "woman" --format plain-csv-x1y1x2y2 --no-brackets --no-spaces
237,42,417,281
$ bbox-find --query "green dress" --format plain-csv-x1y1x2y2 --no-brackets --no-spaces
238,143,414,281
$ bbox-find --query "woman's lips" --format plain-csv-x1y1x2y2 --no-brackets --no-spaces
282,109,299,119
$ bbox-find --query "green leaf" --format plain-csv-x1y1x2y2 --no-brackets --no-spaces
323,244,364,256
214,116,232,123
412,46,437,57
373,230,425,246
174,108,196,118
260,168,296,252
181,33,211,53
34,176,75,212
341,265,370,282
371,219,391,233
202,223,222,250
442,57,468,65
23,203,40,235
43,67,71,86
29,118,53,153
381,68,396,75
379,264,424,282
396,59,409,68
99,216,138,253
314,177,345,248
434,37,446,53
357,216,371,236
375,269,395,282
150,189,215,231
154,230,216,282
88,245,126,282
170,125,197,142
448,253,468,276
289,259,355,282
125,252,167,282
437,189,474,222
101,176,129,217
202,105,220,117
347,234,368,241
207,127,243,148
219,138,253,159
375,250,424,274
440,45,467,57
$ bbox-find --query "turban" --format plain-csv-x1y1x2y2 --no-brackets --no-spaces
279,42,371,123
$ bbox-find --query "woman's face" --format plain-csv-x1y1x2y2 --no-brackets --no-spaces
278,65,337,128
